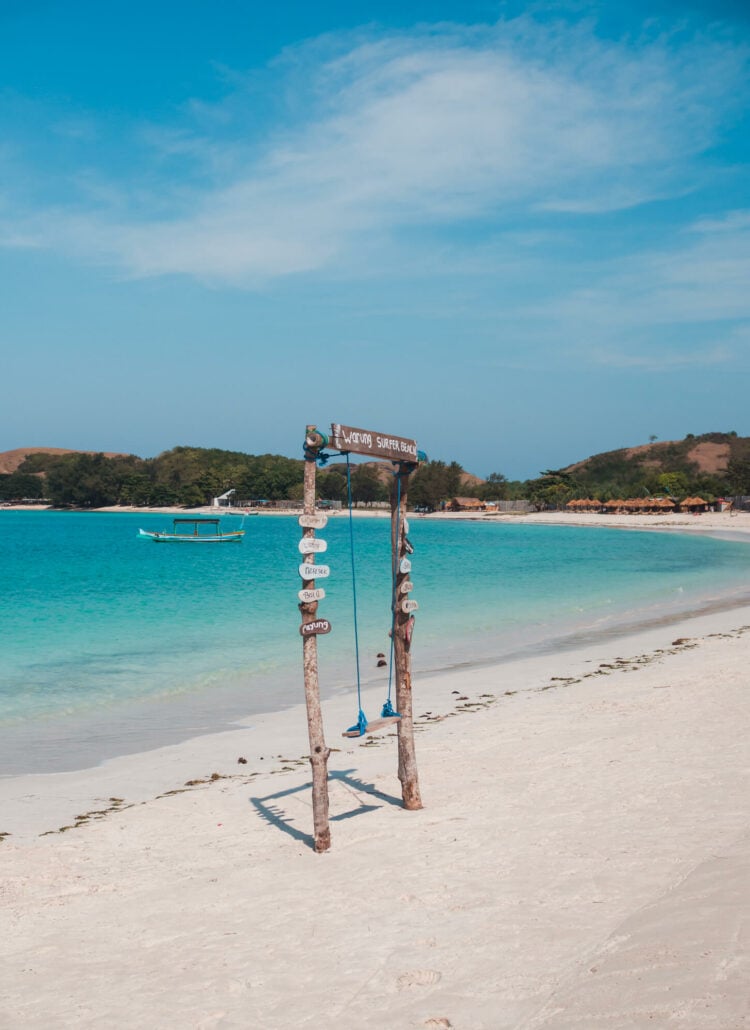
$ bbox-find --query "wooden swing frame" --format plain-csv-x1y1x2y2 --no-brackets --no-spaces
299,423,423,852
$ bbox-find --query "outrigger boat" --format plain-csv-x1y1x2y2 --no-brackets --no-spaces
138,517,245,543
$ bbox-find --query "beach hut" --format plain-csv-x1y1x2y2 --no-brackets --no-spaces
680,496,708,513
655,496,676,511
449,497,486,512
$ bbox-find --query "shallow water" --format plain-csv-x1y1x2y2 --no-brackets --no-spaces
2,510,750,773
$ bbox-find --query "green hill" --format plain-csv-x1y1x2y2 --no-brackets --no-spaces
535,432,750,504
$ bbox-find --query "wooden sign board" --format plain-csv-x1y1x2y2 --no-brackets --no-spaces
401,599,419,613
298,537,327,554
329,423,418,463
298,587,326,603
399,557,412,574
399,580,414,594
299,513,328,529
299,563,330,579
300,619,332,637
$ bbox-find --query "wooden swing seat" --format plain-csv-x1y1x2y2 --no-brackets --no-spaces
341,716,401,739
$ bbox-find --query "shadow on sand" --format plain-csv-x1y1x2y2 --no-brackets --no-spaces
249,768,402,850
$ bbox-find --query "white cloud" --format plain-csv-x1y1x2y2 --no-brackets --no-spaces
554,212,750,335
0,18,746,283
690,209,750,234
592,344,733,371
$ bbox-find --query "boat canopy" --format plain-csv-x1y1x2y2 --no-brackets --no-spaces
173,518,221,525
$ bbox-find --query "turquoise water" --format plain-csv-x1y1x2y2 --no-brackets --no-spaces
2,510,750,772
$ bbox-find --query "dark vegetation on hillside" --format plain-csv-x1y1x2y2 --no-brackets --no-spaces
529,431,750,509
0,448,304,507
1,432,749,508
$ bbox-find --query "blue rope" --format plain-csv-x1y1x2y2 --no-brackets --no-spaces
383,472,402,721
344,455,368,736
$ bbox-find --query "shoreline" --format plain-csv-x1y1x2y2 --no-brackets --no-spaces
4,535,750,781
2,510,750,781
6,501,750,533
3,599,749,1026
3,597,750,841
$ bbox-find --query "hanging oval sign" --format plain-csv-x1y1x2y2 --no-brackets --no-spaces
399,580,414,595
399,557,412,574
300,619,332,637
298,537,327,554
299,513,328,529
401,599,419,613
299,563,330,579
403,537,414,554
298,587,326,603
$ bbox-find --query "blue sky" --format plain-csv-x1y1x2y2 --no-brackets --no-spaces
1,0,749,479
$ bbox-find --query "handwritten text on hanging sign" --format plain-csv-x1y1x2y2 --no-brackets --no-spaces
299,513,328,529
401,599,419,613
298,537,327,554
299,563,330,579
399,557,412,574
329,423,418,462
298,587,326,603
399,580,414,594
300,619,332,637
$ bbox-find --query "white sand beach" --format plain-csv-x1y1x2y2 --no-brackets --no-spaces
427,507,750,537
2,514,750,1029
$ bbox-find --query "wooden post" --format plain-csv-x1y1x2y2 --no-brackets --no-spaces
391,463,423,810
300,427,331,852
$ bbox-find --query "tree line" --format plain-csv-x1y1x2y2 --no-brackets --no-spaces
0,446,518,509
0,448,471,508
2,431,749,509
